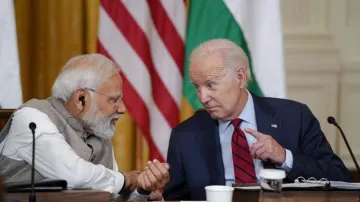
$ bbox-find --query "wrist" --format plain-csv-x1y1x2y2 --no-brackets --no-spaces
280,147,286,164
119,173,130,194
274,147,286,166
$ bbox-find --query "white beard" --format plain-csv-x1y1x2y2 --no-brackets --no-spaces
82,103,120,139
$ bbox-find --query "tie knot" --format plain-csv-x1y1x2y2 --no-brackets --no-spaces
231,118,242,128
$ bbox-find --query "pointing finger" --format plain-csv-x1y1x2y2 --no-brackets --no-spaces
250,142,264,157
244,128,264,140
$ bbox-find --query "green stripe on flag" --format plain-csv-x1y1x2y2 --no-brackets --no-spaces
183,0,263,110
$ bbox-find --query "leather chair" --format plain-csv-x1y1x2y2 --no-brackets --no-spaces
0,109,14,130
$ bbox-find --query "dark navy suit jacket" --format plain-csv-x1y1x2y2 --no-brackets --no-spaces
163,93,352,200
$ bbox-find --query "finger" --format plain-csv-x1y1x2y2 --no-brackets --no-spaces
154,162,170,184
259,150,269,161
138,172,151,191
146,168,159,188
244,128,264,140
251,142,264,151
153,160,169,176
162,163,170,170
143,172,152,191
148,161,163,181
250,142,264,157
255,146,267,160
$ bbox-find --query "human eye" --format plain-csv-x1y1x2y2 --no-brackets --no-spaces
193,83,200,91
109,97,117,104
206,81,217,89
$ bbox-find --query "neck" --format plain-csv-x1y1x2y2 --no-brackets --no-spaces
227,89,248,121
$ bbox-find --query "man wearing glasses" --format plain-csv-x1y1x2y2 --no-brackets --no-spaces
0,54,169,200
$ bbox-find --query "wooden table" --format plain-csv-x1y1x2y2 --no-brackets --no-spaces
4,189,360,202
5,190,110,202
233,189,360,202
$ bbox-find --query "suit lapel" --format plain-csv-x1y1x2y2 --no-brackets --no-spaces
251,93,282,168
193,93,282,182
195,112,225,185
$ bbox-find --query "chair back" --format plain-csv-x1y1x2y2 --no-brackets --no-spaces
0,109,14,130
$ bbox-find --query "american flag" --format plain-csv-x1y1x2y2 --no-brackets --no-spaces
97,0,186,162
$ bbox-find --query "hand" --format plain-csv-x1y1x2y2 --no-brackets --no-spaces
244,128,286,165
122,170,141,193
148,189,163,201
137,159,170,192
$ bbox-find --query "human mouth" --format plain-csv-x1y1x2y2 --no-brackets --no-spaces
111,118,119,125
206,106,217,112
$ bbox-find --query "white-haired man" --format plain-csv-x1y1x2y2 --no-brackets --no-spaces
0,54,169,200
163,39,351,200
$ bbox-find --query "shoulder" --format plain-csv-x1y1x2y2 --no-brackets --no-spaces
14,106,51,121
11,107,59,137
173,109,213,133
260,96,304,108
13,106,53,125
168,110,212,151
253,94,308,113
22,98,59,119
170,109,214,144
253,94,316,124
4,107,63,158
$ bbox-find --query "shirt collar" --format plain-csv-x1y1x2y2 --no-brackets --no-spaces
218,90,256,133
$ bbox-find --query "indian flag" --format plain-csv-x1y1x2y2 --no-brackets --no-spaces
0,0,22,109
182,0,285,115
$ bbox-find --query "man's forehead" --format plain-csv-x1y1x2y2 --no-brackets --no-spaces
99,86,123,97
190,53,224,69
98,74,122,90
190,60,226,78
104,73,122,84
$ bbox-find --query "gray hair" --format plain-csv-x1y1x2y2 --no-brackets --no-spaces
189,39,251,84
52,53,119,102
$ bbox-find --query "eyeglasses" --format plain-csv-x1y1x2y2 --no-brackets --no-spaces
85,88,122,107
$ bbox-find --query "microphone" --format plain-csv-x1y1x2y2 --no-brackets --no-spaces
327,116,360,174
29,122,36,202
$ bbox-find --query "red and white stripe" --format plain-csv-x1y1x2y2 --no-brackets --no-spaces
98,0,186,161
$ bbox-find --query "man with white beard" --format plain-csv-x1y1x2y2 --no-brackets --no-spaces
0,54,169,200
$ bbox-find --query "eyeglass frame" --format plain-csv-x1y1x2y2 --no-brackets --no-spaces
84,87,123,107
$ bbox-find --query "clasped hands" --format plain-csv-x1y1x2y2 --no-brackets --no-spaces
122,159,169,200
244,128,286,165
121,129,285,199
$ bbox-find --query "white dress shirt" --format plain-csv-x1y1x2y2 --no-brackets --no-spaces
0,107,148,200
218,92,293,186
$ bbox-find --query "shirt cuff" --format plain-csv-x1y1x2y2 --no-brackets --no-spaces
279,149,293,172
114,172,125,193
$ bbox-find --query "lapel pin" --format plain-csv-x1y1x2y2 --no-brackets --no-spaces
271,124,278,128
